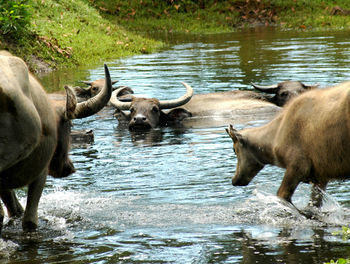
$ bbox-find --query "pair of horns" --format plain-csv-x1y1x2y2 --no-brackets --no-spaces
109,82,193,110
65,64,112,119
81,80,118,86
251,81,318,93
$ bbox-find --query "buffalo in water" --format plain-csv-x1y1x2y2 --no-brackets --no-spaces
73,79,118,102
0,51,112,234
251,80,318,106
109,80,316,130
226,81,350,216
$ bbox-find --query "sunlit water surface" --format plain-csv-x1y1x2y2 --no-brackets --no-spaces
2,29,350,263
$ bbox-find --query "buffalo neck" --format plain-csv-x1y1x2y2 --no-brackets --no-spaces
242,115,282,166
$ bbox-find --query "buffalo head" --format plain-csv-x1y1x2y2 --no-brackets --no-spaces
49,64,112,178
110,83,193,130
251,81,318,106
73,78,118,102
226,124,264,186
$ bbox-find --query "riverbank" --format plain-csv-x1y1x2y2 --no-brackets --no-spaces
90,0,350,33
1,0,350,75
0,0,163,73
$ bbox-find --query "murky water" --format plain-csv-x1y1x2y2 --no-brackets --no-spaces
3,28,350,263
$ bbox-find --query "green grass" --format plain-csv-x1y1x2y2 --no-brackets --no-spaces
0,0,163,72
29,0,162,67
89,0,350,33
2,0,350,73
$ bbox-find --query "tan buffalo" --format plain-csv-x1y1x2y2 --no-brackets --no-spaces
226,81,350,213
0,52,112,234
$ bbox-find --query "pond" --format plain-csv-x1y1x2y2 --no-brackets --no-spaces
2,28,350,263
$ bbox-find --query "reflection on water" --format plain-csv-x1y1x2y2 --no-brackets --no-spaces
3,28,350,263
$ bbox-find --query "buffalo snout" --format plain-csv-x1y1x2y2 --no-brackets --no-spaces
129,114,153,130
232,175,250,186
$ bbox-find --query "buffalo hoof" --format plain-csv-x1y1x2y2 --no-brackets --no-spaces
22,220,37,233
70,129,94,144
300,206,324,221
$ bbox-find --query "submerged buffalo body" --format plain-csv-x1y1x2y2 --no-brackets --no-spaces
110,84,285,130
109,80,316,130
226,81,350,212
0,52,112,234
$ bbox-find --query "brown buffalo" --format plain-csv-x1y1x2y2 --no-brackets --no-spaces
73,79,118,102
110,84,282,130
251,80,318,106
0,52,112,234
226,81,350,214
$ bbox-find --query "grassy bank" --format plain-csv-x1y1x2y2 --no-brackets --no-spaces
90,0,350,33
0,0,163,73
1,0,350,73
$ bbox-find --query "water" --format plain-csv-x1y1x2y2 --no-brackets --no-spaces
3,28,350,263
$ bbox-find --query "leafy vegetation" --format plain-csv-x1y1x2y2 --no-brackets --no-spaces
324,258,350,264
332,226,350,241
323,227,350,264
0,0,31,36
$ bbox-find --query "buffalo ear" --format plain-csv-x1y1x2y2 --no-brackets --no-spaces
73,86,91,97
226,124,242,143
114,108,130,122
166,108,192,122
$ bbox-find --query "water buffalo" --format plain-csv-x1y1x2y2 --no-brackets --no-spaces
0,52,112,234
226,81,350,214
73,79,118,102
251,80,318,106
110,83,194,130
109,80,317,130
110,84,283,130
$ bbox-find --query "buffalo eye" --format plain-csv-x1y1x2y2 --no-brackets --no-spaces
152,106,159,113
130,107,135,113
92,87,98,91
280,91,288,97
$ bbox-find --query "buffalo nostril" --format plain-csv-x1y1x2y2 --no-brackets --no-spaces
142,117,146,121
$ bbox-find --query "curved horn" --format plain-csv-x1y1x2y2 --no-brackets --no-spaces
67,64,112,119
81,81,92,85
109,87,133,110
304,83,319,89
251,82,279,93
159,82,193,109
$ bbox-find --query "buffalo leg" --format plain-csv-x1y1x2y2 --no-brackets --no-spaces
22,172,47,232
277,167,303,204
308,182,327,208
0,202,3,236
0,189,24,218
